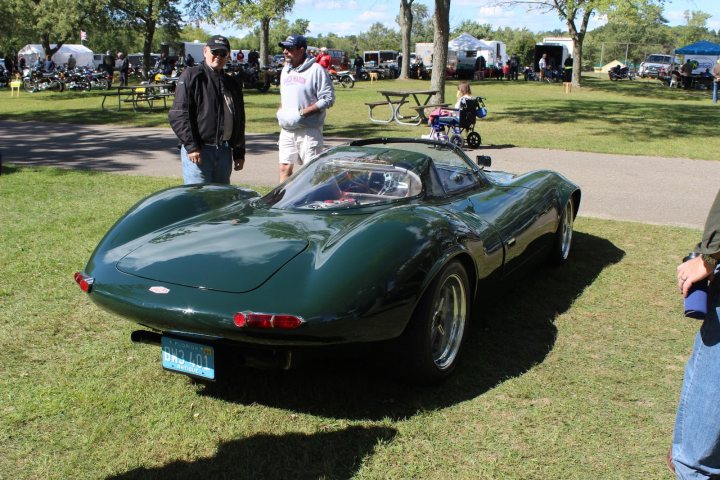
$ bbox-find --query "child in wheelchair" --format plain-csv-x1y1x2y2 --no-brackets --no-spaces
426,82,487,148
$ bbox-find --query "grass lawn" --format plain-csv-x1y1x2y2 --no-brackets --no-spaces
0,74,718,160
0,166,702,478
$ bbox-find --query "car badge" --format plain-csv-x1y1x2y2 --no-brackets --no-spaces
149,286,170,294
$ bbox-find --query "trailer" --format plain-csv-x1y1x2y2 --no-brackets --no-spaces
533,43,569,71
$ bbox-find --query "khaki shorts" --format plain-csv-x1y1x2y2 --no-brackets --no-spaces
278,127,324,165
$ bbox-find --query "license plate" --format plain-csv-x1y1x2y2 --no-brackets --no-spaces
161,336,215,380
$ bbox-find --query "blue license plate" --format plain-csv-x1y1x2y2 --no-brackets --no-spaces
161,336,215,380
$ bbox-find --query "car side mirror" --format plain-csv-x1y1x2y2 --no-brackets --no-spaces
476,155,491,168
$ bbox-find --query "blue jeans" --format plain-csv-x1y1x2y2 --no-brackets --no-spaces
672,279,720,479
713,81,718,104
181,144,232,184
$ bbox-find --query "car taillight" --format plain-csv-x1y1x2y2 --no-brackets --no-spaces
74,272,94,293
233,312,304,329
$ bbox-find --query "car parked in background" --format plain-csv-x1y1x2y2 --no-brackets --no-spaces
638,54,676,78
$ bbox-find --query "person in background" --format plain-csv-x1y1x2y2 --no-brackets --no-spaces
18,56,26,73
681,59,694,89
354,53,364,79
538,53,547,81
711,58,720,104
102,52,115,86
276,34,335,182
669,189,720,479
67,54,76,70
43,54,56,72
117,52,129,86
185,53,195,67
316,47,332,69
248,49,260,69
236,50,244,63
168,35,246,184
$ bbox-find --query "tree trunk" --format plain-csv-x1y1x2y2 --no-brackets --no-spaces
430,0,450,104
260,17,270,68
398,0,413,80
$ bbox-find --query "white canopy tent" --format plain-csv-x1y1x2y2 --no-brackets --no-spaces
448,33,492,52
18,44,94,68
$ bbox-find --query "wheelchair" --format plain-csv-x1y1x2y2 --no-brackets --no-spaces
427,96,487,148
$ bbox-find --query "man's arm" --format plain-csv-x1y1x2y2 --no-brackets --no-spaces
167,70,199,153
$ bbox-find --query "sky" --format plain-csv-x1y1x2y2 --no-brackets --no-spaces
214,0,719,39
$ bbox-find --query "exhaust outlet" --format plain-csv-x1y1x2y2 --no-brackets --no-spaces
131,330,162,345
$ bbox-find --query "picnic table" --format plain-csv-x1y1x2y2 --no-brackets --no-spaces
100,84,175,112
366,89,448,126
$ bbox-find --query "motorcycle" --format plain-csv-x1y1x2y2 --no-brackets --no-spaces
22,68,65,93
0,65,9,87
328,68,354,88
229,63,274,92
62,67,93,91
608,65,635,81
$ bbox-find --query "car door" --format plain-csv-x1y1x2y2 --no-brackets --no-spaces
467,175,557,274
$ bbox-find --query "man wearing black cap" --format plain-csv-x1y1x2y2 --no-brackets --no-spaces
276,33,335,182
169,34,245,184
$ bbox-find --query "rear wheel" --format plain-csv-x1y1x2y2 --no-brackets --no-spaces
466,132,481,148
23,79,35,92
550,200,574,265
401,260,470,383
340,76,354,88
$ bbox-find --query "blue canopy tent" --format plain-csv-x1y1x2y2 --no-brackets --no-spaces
675,40,720,56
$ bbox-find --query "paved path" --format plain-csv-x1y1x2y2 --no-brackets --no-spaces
1,120,717,229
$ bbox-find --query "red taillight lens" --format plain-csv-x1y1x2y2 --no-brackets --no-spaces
74,272,94,293
233,312,304,329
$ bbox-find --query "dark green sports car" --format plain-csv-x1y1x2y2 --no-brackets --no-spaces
75,138,580,383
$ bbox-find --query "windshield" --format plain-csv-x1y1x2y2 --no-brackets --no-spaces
258,147,424,210
646,55,671,63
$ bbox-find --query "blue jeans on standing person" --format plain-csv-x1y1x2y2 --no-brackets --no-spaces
181,144,232,184
672,278,720,479
713,81,718,104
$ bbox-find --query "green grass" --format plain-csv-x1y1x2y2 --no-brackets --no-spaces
0,166,701,478
2,74,719,160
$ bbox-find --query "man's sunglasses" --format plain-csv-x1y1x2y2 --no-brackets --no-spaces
210,49,228,57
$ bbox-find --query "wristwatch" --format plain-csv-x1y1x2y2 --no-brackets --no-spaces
702,253,718,270
298,108,305,118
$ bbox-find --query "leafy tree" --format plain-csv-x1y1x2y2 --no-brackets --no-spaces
674,10,714,47
410,3,433,43
107,0,184,76
493,0,666,86
4,0,106,58
218,0,294,67
452,21,494,40
357,22,402,52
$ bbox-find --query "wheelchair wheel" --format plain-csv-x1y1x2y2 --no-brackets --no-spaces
449,135,463,148
466,132,481,149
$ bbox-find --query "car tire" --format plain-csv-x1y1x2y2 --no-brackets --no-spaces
401,260,470,383
550,200,574,265
466,132,481,148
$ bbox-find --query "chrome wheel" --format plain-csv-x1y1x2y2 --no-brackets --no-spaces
430,272,467,369
551,200,574,264
401,260,470,383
